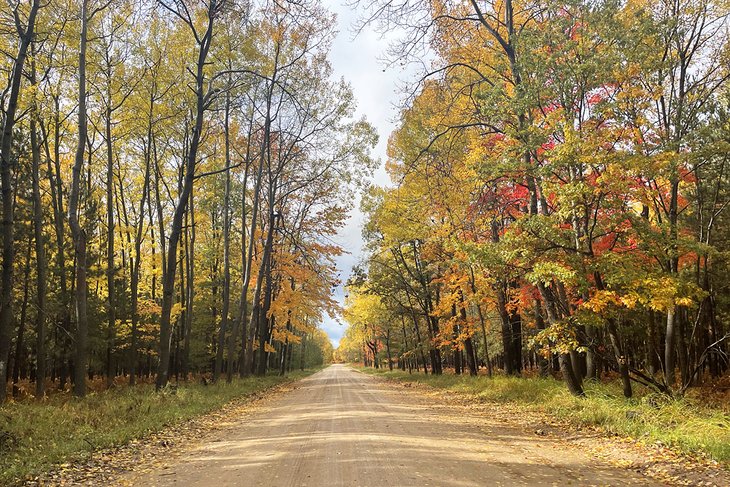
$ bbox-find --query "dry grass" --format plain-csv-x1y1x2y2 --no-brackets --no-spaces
359,367,730,464
0,370,317,485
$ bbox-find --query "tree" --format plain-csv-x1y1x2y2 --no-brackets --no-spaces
347,0,729,399
0,0,41,403
155,0,227,389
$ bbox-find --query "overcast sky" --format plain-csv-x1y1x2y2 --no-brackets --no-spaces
318,0,406,348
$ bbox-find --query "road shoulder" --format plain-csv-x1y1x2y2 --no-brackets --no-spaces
355,367,729,487
23,379,309,486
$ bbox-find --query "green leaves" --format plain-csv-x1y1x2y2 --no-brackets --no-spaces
530,319,583,357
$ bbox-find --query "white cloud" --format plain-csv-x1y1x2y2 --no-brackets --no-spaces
319,0,407,348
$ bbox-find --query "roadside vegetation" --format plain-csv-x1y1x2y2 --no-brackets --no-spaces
0,370,317,485
358,367,730,464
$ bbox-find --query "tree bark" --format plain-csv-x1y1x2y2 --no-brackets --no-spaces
30,53,47,398
68,0,91,397
228,115,253,381
256,209,277,376
156,1,218,389
238,78,274,378
12,239,33,397
459,300,477,376
215,90,232,382
0,0,40,403
105,95,116,388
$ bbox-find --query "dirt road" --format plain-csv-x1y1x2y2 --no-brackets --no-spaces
127,364,655,486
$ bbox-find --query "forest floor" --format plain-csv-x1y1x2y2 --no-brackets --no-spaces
29,364,728,486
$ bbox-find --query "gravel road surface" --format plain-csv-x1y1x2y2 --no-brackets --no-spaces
129,364,655,486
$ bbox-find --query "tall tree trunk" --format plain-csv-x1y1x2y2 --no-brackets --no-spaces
245,69,276,377
226,121,255,383
608,318,632,398
538,282,584,396
299,332,306,370
215,91,232,382
256,210,277,376
279,315,292,376
476,304,492,377
491,222,520,376
452,303,462,375
156,2,217,389
105,101,116,388
30,55,47,398
408,305,428,374
534,299,549,378
460,299,477,376
400,316,411,373
558,353,584,397
509,304,522,374
411,241,442,375
677,308,690,387
42,95,71,392
129,93,153,385
228,116,253,382
496,283,516,375
385,328,393,371
469,269,492,377
665,307,676,387
0,0,40,403
12,239,33,397
182,192,195,380
69,0,90,397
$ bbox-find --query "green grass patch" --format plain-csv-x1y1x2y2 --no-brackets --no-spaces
0,370,318,485
357,367,730,464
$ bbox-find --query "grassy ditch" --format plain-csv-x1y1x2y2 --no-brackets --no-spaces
0,370,318,484
357,366,730,464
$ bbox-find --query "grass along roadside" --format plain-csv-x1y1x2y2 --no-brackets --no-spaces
0,369,319,485
356,366,730,465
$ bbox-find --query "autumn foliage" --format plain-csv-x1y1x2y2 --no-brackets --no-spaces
0,0,373,402
341,0,730,397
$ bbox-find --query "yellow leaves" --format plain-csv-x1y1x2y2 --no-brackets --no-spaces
579,275,706,321
271,326,302,345
639,276,700,312
582,290,623,314
531,320,582,357
618,291,641,309
344,291,384,328
527,262,578,286
675,297,694,307
170,303,183,325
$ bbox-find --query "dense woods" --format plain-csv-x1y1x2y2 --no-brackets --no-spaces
340,0,730,398
0,0,372,402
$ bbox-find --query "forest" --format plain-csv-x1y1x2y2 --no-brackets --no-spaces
0,0,373,404
339,0,730,399
1,0,730,483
